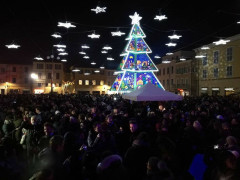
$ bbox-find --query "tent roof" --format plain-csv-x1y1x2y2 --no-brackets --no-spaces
122,83,183,101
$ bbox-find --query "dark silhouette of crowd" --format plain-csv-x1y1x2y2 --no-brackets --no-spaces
0,93,240,180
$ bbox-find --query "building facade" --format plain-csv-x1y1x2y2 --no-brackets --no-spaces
0,64,32,94
195,34,240,96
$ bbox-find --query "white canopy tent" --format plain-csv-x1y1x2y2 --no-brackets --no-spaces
122,83,183,101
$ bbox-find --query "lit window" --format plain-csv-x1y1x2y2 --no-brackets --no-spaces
85,80,89,85
79,80,82,85
92,80,96,85
100,80,104,85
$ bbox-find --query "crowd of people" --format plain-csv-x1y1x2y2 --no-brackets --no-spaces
0,93,240,180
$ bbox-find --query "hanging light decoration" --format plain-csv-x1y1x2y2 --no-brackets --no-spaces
57,22,76,29
165,42,177,47
111,30,126,36
72,69,80,72
166,52,173,55
168,32,182,39
94,70,100,73
154,14,168,21
81,45,90,49
102,46,112,50
83,56,90,59
53,44,66,48
195,55,206,58
101,51,108,54
5,43,20,49
91,62,96,65
79,51,86,55
57,48,65,52
34,56,44,61
213,39,230,45
61,59,67,62
154,55,161,59
107,57,114,61
91,6,107,14
180,58,186,61
59,52,68,56
88,31,100,39
100,66,105,69
162,60,171,63
51,33,62,38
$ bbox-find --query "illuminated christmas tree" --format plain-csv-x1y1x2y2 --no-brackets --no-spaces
111,12,164,93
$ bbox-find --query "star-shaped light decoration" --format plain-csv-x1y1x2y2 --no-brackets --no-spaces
213,39,230,45
165,42,177,47
180,58,186,61
61,59,67,62
51,33,62,38
154,55,161,59
6,43,20,49
166,52,173,55
79,51,86,55
91,62,96,65
58,22,76,29
100,66,105,69
129,12,142,25
83,56,90,59
195,55,206,58
81,45,90,49
94,70,100,73
201,46,210,50
102,46,112,50
53,44,66,48
91,6,107,14
88,32,100,39
111,31,126,36
154,15,168,21
101,51,108,54
168,34,182,39
72,69,80,72
34,56,44,61
237,21,240,24
57,48,65,52
59,52,68,56
162,60,171,63
107,57,114,61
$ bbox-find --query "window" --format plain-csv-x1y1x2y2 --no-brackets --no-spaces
24,78,28,84
203,70,207,78
108,81,110,86
167,67,169,74
100,70,104,75
85,80,89,85
108,72,110,76
55,64,61,70
167,79,169,85
213,51,219,64
92,80,96,85
38,73,42,79
171,79,173,85
79,80,82,85
159,69,161,76
37,64,44,69
227,47,232,61
163,80,165,86
213,68,218,78
56,73,60,79
186,79,188,85
38,83,42,87
100,80,104,85
227,66,232,77
24,67,28,73
12,67,16,72
12,77,16,83
202,54,208,66
46,64,52,69
48,73,51,79
171,66,174,74
163,68,165,75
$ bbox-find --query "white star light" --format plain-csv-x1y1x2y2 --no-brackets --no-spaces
91,62,96,65
165,42,177,47
180,58,186,61
34,56,44,61
57,48,65,52
100,66,105,69
94,70,100,73
201,46,210,50
111,31,126,36
107,57,114,61
154,55,161,59
101,51,108,54
237,21,240,24
162,60,171,63
51,33,62,38
88,33,100,39
81,45,90,49
129,12,142,25
58,22,76,29
79,51,86,55
195,55,206,58
83,56,90,59
6,44,20,49
154,15,168,21
61,59,67,62
53,44,66,48
102,46,112,50
166,52,173,55
91,6,107,14
168,34,182,39
59,52,68,56
213,39,230,45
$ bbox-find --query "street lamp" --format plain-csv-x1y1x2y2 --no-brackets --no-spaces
47,55,60,93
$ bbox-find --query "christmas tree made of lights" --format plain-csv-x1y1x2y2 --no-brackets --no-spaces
110,12,164,93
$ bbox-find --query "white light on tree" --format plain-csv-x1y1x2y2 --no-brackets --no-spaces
107,57,114,61
102,46,112,50
88,32,100,39
58,22,76,28
201,46,210,50
111,31,126,36
5,43,20,49
129,12,142,25
166,52,173,55
162,60,171,63
91,62,96,65
83,56,90,59
59,52,68,56
195,55,206,58
81,45,90,49
165,42,177,47
91,6,107,14
34,56,44,61
213,39,230,45
154,55,161,59
94,70,100,73
79,51,86,55
168,34,182,39
101,51,108,54
51,33,62,38
57,48,65,52
100,66,105,69
154,15,167,21
61,59,67,62
54,44,66,48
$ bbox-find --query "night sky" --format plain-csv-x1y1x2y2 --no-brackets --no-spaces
0,0,240,69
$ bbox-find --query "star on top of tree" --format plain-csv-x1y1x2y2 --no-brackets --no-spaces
129,12,142,25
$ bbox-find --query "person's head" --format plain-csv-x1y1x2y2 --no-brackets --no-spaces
129,119,138,133
44,122,54,137
93,122,102,133
106,115,113,125
35,106,42,114
158,104,165,111
30,115,37,125
147,156,159,174
226,136,238,147
49,135,64,153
